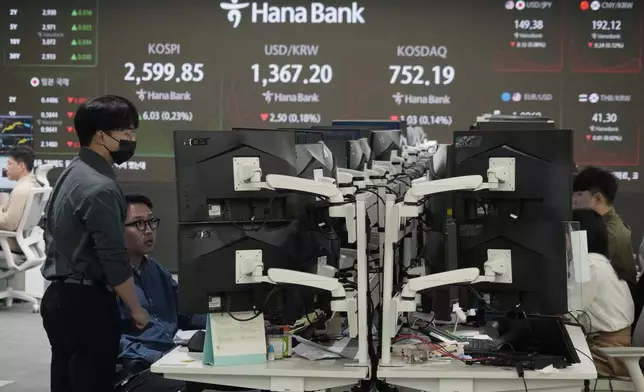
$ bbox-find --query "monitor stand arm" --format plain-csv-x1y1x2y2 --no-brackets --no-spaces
233,168,361,333
237,170,358,243
263,174,357,244
384,255,513,349
235,242,357,333
336,171,358,198
400,158,516,211
394,250,513,313
395,268,481,312
373,162,395,179
235,167,358,242
338,168,371,189
236,255,356,332
235,247,346,297
267,269,349,313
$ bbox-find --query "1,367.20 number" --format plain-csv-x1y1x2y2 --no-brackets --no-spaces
251,64,333,86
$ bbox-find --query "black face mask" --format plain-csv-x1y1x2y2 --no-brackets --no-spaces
104,133,137,164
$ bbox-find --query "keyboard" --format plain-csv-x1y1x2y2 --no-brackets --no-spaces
464,338,498,351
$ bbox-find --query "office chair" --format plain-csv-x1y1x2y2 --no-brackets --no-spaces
593,305,644,392
33,164,55,242
0,187,51,312
34,163,56,187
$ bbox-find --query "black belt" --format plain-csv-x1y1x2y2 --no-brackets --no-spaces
54,277,112,291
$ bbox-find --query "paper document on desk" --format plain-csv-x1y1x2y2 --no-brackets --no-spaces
293,336,359,360
292,343,341,361
173,329,200,345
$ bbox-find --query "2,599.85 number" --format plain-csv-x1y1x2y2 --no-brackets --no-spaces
123,62,205,84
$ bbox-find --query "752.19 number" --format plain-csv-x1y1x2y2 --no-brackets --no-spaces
389,65,455,86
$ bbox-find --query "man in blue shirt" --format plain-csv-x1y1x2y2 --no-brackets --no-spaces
115,194,206,392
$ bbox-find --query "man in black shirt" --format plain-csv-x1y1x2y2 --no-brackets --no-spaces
40,95,150,392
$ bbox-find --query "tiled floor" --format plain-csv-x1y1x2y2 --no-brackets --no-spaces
0,303,49,392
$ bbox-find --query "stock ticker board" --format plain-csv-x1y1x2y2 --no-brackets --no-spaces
0,0,643,190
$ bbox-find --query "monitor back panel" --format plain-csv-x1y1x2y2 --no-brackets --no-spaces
451,129,573,314
174,130,298,222
178,221,300,313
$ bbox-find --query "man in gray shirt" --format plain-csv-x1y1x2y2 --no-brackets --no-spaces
40,95,150,392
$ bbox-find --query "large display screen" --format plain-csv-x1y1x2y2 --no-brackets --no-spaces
0,115,33,190
0,0,642,192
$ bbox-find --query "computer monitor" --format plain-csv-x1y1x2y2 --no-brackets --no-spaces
291,141,343,275
316,129,361,169
309,125,373,139
472,114,556,131
418,144,462,320
295,142,335,179
280,127,364,168
370,130,402,161
295,131,324,145
177,220,303,315
176,131,338,318
347,139,373,171
358,138,373,169
331,119,407,134
174,130,298,222
347,140,365,171
0,115,34,190
427,144,450,180
232,127,274,131
235,127,324,145
451,128,573,315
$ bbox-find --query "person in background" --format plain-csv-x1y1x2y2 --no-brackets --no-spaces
569,209,634,378
115,194,206,392
0,145,40,249
572,166,636,286
40,95,149,392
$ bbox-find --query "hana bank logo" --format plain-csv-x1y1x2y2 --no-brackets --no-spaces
220,0,250,28
219,1,366,28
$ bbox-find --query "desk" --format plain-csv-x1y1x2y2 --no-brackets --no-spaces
151,347,369,392
378,326,597,392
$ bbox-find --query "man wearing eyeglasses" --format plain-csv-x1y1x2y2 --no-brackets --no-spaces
115,194,206,392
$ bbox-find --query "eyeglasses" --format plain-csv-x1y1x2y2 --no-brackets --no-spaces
118,130,137,141
105,129,137,141
125,218,160,232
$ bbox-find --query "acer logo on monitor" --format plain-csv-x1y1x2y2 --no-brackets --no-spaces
183,137,209,147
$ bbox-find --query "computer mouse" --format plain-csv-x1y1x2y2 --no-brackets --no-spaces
187,330,206,353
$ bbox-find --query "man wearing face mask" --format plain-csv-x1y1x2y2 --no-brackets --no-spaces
41,95,150,392
572,167,636,286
